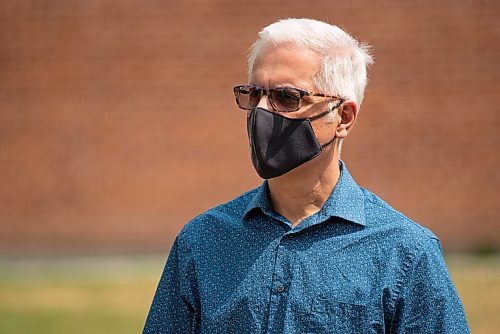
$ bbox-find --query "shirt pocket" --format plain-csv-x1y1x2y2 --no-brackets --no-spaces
295,297,384,334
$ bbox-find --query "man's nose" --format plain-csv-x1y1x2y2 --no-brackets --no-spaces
256,94,273,110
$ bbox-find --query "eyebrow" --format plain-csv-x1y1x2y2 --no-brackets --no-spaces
248,82,309,90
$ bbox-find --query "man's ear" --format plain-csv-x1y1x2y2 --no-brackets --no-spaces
335,100,358,139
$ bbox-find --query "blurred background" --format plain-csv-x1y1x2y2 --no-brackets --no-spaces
0,0,498,333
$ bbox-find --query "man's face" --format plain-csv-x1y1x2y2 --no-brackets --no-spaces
249,42,339,146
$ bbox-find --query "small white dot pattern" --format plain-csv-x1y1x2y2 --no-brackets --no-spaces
143,161,470,333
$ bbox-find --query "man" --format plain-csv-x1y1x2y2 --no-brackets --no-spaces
144,18,469,333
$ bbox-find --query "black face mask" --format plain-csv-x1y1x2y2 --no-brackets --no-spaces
247,101,342,179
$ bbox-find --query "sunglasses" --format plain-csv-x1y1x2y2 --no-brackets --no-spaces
233,85,341,112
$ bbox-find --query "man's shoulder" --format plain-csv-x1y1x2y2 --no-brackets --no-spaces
360,187,439,248
178,185,260,240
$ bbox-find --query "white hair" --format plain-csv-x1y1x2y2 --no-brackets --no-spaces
248,18,374,108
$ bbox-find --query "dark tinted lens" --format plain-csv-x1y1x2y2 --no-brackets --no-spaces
271,88,301,111
236,86,262,109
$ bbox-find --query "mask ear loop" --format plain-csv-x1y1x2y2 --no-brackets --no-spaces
310,99,344,149
307,99,344,121
320,136,337,148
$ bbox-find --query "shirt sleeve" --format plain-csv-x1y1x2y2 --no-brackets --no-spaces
143,236,199,334
390,238,470,334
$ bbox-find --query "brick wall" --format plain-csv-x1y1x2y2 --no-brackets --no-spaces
0,0,498,253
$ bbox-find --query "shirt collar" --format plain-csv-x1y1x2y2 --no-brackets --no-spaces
244,179,274,219
243,161,366,227
318,161,366,226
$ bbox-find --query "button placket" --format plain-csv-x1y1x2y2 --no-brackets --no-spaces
265,238,290,333
273,242,288,294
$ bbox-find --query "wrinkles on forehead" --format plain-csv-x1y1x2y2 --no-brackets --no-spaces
249,42,322,91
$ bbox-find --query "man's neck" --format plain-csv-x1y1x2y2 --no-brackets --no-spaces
267,149,341,227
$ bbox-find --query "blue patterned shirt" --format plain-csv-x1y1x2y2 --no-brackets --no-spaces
144,162,469,333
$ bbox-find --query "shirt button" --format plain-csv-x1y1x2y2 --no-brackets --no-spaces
276,285,285,293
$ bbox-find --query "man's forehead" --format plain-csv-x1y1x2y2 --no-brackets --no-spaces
250,42,321,88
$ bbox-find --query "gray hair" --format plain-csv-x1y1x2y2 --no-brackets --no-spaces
248,18,374,109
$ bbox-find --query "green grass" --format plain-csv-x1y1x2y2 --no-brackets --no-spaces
0,255,163,334
0,254,498,333
446,254,500,334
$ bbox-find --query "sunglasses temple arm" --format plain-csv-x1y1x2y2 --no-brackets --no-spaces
308,99,344,121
